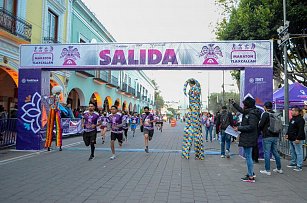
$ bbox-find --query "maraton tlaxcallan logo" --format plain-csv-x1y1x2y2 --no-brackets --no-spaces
198,44,223,65
60,46,80,65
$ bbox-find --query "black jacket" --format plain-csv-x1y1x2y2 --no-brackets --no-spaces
215,110,234,133
258,110,279,138
286,115,305,141
233,103,261,147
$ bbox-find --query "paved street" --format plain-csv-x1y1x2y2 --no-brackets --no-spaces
0,122,307,203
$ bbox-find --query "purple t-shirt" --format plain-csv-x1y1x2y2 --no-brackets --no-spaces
141,113,156,130
100,116,110,127
122,115,129,129
130,116,139,124
83,111,100,132
109,113,125,133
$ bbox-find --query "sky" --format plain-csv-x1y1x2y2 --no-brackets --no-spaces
82,0,238,107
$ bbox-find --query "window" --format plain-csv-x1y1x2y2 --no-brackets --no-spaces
128,77,131,86
1,0,17,15
47,9,58,41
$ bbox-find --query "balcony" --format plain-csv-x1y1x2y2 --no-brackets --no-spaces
106,76,119,88
76,70,95,78
121,83,128,92
128,86,136,96
43,37,61,44
136,91,141,99
93,71,108,85
0,8,32,42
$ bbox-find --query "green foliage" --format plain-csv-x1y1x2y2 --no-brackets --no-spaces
208,92,240,113
152,79,165,112
215,0,307,86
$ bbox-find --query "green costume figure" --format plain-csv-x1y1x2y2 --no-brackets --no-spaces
182,79,204,160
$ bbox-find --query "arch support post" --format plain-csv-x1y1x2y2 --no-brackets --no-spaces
16,69,50,150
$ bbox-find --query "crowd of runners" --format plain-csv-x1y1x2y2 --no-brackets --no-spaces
82,103,164,160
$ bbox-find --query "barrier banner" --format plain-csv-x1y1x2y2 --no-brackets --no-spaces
20,41,273,70
60,118,82,136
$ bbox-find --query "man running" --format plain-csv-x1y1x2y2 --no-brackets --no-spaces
130,112,139,137
82,102,100,160
140,106,156,153
122,111,129,142
109,105,125,160
100,111,109,144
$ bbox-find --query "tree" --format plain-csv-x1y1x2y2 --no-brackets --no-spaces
215,0,307,87
151,80,165,112
208,92,240,113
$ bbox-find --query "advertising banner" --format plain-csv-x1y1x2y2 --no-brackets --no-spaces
19,41,273,70
61,118,82,136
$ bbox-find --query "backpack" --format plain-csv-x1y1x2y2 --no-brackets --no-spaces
220,112,230,130
267,112,283,134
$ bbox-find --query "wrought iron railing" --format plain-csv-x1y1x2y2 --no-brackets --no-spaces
122,83,128,92
109,76,119,87
100,71,108,81
43,37,61,44
0,118,17,149
0,8,32,42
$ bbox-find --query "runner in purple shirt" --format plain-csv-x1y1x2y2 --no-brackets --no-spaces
140,106,156,153
130,112,139,137
82,102,100,161
99,111,110,144
108,105,125,160
122,111,130,142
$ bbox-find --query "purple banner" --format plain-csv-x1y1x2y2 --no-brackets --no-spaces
16,69,49,150
239,67,273,159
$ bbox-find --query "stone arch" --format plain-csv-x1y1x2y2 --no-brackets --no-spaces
90,92,103,108
133,104,137,113
114,98,121,109
128,102,133,113
103,96,112,112
67,88,85,110
122,101,127,111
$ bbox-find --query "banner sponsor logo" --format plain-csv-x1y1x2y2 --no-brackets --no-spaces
32,46,54,65
60,46,80,65
21,92,41,133
198,44,223,65
231,43,256,64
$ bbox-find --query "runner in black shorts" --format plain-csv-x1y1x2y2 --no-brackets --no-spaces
141,106,156,153
82,102,100,161
108,105,125,160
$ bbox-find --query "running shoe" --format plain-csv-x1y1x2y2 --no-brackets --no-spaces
293,167,302,172
110,155,116,160
273,169,283,174
88,156,95,161
241,176,255,183
226,150,230,158
260,170,271,176
145,146,149,153
221,155,225,158
287,164,296,168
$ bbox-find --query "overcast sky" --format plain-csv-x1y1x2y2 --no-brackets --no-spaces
82,0,237,106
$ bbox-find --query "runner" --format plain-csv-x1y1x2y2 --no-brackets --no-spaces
140,106,156,153
130,112,139,137
155,114,163,132
108,105,125,160
82,102,100,161
122,111,129,142
99,111,110,144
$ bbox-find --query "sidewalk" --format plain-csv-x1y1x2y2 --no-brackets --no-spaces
0,122,306,203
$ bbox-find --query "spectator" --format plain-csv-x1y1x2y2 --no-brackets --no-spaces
65,104,74,118
303,105,307,140
286,106,306,172
232,97,261,183
258,101,283,175
216,106,234,158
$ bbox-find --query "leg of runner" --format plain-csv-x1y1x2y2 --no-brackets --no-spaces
101,128,106,144
110,132,116,160
144,131,149,153
124,129,128,142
